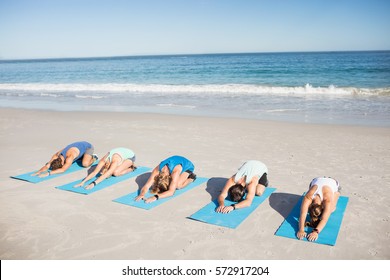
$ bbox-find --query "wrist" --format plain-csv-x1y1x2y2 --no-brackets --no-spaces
154,194,159,200
313,228,320,234
231,204,236,210
48,170,51,176
91,181,97,186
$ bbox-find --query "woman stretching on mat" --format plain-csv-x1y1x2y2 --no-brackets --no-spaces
135,155,196,203
216,160,269,214
32,141,96,177
297,177,341,242
74,147,136,190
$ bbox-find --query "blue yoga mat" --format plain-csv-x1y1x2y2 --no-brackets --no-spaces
10,161,95,184
113,177,209,210
55,166,151,195
189,187,276,229
275,195,349,246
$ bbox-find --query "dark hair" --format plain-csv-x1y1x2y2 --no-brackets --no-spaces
228,184,245,202
305,203,322,228
50,157,63,170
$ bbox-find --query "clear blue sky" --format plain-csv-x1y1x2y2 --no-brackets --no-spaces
0,0,389,59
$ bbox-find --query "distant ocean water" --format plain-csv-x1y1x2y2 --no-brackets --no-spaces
1,51,389,126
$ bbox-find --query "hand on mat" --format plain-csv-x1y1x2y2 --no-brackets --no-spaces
297,230,307,240
144,196,157,203
38,172,49,178
216,205,234,214
85,183,95,190
73,182,84,188
134,195,144,202
307,231,319,242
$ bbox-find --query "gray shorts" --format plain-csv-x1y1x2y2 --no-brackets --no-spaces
85,145,95,156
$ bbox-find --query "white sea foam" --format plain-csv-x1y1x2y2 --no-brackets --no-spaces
0,83,389,97
156,103,196,109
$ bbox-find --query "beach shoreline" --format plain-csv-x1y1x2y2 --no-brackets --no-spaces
0,107,389,260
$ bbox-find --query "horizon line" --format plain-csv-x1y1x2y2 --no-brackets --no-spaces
1,49,389,62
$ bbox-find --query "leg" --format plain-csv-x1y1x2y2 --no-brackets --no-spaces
255,184,265,196
176,171,194,189
112,159,135,176
255,173,268,196
332,192,341,212
81,154,95,167
81,146,96,167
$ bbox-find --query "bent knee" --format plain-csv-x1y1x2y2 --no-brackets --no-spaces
255,190,264,196
112,171,121,177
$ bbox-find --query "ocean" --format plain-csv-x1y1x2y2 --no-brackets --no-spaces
1,51,389,126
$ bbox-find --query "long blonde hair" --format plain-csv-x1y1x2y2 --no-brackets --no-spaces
151,172,171,194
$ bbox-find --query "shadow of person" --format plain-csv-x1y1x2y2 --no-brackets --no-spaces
269,192,302,219
134,172,152,194
205,177,228,201
87,164,98,175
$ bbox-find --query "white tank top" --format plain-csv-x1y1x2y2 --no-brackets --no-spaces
310,177,339,201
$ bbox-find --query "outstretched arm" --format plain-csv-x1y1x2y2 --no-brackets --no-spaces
135,166,159,201
32,151,61,176
297,194,312,240
306,194,333,242
144,166,181,203
74,154,108,188
40,156,73,177
215,176,235,213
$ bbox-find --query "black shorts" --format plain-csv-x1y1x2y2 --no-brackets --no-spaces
258,173,268,187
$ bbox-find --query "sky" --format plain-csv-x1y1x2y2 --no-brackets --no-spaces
0,0,389,59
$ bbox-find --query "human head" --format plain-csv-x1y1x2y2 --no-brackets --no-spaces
228,184,246,202
100,161,111,175
151,172,171,194
50,157,63,170
306,203,323,228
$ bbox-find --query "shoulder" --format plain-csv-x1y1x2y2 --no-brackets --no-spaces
305,185,317,197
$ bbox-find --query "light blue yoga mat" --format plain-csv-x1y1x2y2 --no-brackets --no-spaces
10,161,94,184
113,177,209,210
189,187,276,229
55,166,151,195
275,195,349,246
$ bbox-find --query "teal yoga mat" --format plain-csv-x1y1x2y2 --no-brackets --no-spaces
113,177,209,210
189,187,276,229
11,161,94,183
275,195,349,246
55,166,151,195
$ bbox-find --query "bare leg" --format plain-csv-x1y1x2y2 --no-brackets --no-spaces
332,192,341,212
176,172,194,189
81,154,95,167
255,184,266,196
112,159,135,176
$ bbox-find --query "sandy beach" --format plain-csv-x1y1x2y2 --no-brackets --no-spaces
0,107,389,260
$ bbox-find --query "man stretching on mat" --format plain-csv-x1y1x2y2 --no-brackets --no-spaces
216,160,269,214
32,141,96,178
297,177,341,242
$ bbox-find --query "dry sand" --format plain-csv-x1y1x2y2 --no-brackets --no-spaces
0,108,389,260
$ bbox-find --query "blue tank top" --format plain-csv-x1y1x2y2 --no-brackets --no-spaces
60,141,92,162
159,155,194,174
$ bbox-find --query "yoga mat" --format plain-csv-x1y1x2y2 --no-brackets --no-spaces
113,177,209,210
275,195,349,246
10,161,94,183
55,166,151,195
189,187,276,229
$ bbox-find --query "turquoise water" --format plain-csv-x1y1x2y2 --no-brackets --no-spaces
1,51,389,126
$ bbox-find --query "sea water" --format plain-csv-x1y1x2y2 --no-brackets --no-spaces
0,51,389,126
